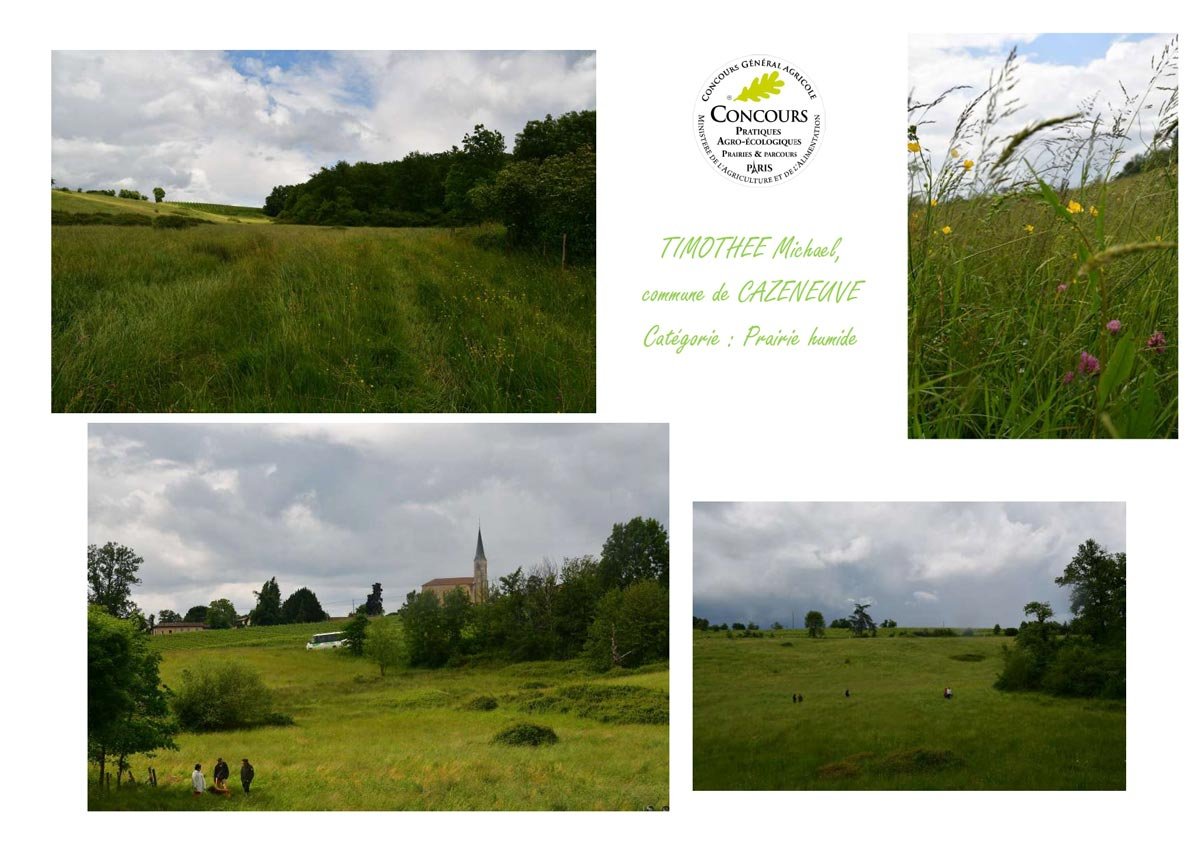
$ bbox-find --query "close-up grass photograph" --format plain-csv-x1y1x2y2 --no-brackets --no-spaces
907,34,1177,438
87,423,669,810
52,51,596,413
693,502,1126,790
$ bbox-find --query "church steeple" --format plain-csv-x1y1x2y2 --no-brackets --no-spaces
473,526,488,602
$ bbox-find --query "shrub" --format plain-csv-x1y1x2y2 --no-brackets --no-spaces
1004,627,1019,637
1042,643,1126,698
464,695,499,711
173,662,278,731
153,215,208,229
493,723,558,746
994,644,1042,691
516,684,668,725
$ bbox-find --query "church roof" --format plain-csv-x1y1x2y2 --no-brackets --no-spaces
475,528,486,561
422,576,475,587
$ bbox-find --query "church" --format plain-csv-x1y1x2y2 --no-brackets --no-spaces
420,527,489,603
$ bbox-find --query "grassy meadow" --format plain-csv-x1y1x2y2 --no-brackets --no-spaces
52,191,595,413
89,620,668,811
908,41,1178,438
692,629,1124,790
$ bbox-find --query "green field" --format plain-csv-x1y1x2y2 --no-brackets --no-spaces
52,191,595,412
692,629,1124,790
909,169,1178,438
89,620,668,810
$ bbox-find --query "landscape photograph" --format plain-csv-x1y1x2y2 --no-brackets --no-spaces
693,502,1125,790
908,34,1177,438
87,423,668,810
53,51,596,413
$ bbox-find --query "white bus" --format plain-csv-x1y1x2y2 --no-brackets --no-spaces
305,631,348,650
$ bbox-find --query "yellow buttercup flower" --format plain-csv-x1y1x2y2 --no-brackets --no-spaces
962,159,975,171
951,148,960,158
1089,206,1099,217
930,198,938,207
907,142,921,153
1024,224,1034,234
1155,235,1163,242
941,225,952,235
1067,200,1083,214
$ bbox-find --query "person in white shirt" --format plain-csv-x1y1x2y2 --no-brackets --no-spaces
191,763,206,795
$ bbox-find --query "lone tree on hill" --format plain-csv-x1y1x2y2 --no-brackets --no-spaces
87,542,143,619
1023,601,1054,624
849,603,877,637
804,610,826,638
152,187,165,203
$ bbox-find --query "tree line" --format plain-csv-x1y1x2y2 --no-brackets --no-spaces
354,516,667,674
88,542,329,631
263,110,596,260
995,538,1125,698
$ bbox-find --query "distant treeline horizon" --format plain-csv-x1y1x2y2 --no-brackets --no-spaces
262,110,596,258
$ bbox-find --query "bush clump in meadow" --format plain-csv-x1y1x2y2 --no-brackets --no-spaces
516,684,668,725
493,723,558,747
950,653,986,662
465,695,499,711
173,661,286,731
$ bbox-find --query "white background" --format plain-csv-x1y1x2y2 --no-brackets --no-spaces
2,1,1196,844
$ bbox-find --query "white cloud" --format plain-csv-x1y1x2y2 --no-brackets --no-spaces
52,51,596,206
909,34,1176,185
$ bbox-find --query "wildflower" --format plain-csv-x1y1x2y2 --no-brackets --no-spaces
1155,235,1163,242
1078,351,1100,376
941,226,952,235
1062,371,1075,385
1067,200,1083,214
1089,206,1099,217
1024,224,1035,234
930,198,938,207
1056,283,1068,293
907,142,921,153
1106,319,1121,334
951,147,960,158
1146,331,1167,353
962,159,975,171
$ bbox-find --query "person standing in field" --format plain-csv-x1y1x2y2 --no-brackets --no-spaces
191,763,205,795
213,758,230,794
240,758,254,794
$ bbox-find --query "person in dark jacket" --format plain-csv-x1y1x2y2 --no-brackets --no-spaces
240,758,255,794
213,758,230,794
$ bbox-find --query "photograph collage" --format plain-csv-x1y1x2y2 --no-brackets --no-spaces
4,1,1195,845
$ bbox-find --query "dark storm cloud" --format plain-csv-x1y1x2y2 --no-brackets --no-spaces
89,424,667,617
693,502,1125,629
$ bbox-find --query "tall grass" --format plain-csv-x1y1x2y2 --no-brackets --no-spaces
53,214,595,412
907,39,1177,437
89,620,667,810
692,629,1124,790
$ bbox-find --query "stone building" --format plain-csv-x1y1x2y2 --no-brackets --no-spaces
421,528,489,603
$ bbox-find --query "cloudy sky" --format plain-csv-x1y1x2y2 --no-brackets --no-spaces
52,50,596,206
693,502,1125,629
909,33,1176,179
89,424,666,618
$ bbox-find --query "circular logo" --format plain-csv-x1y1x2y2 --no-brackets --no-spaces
694,55,826,185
